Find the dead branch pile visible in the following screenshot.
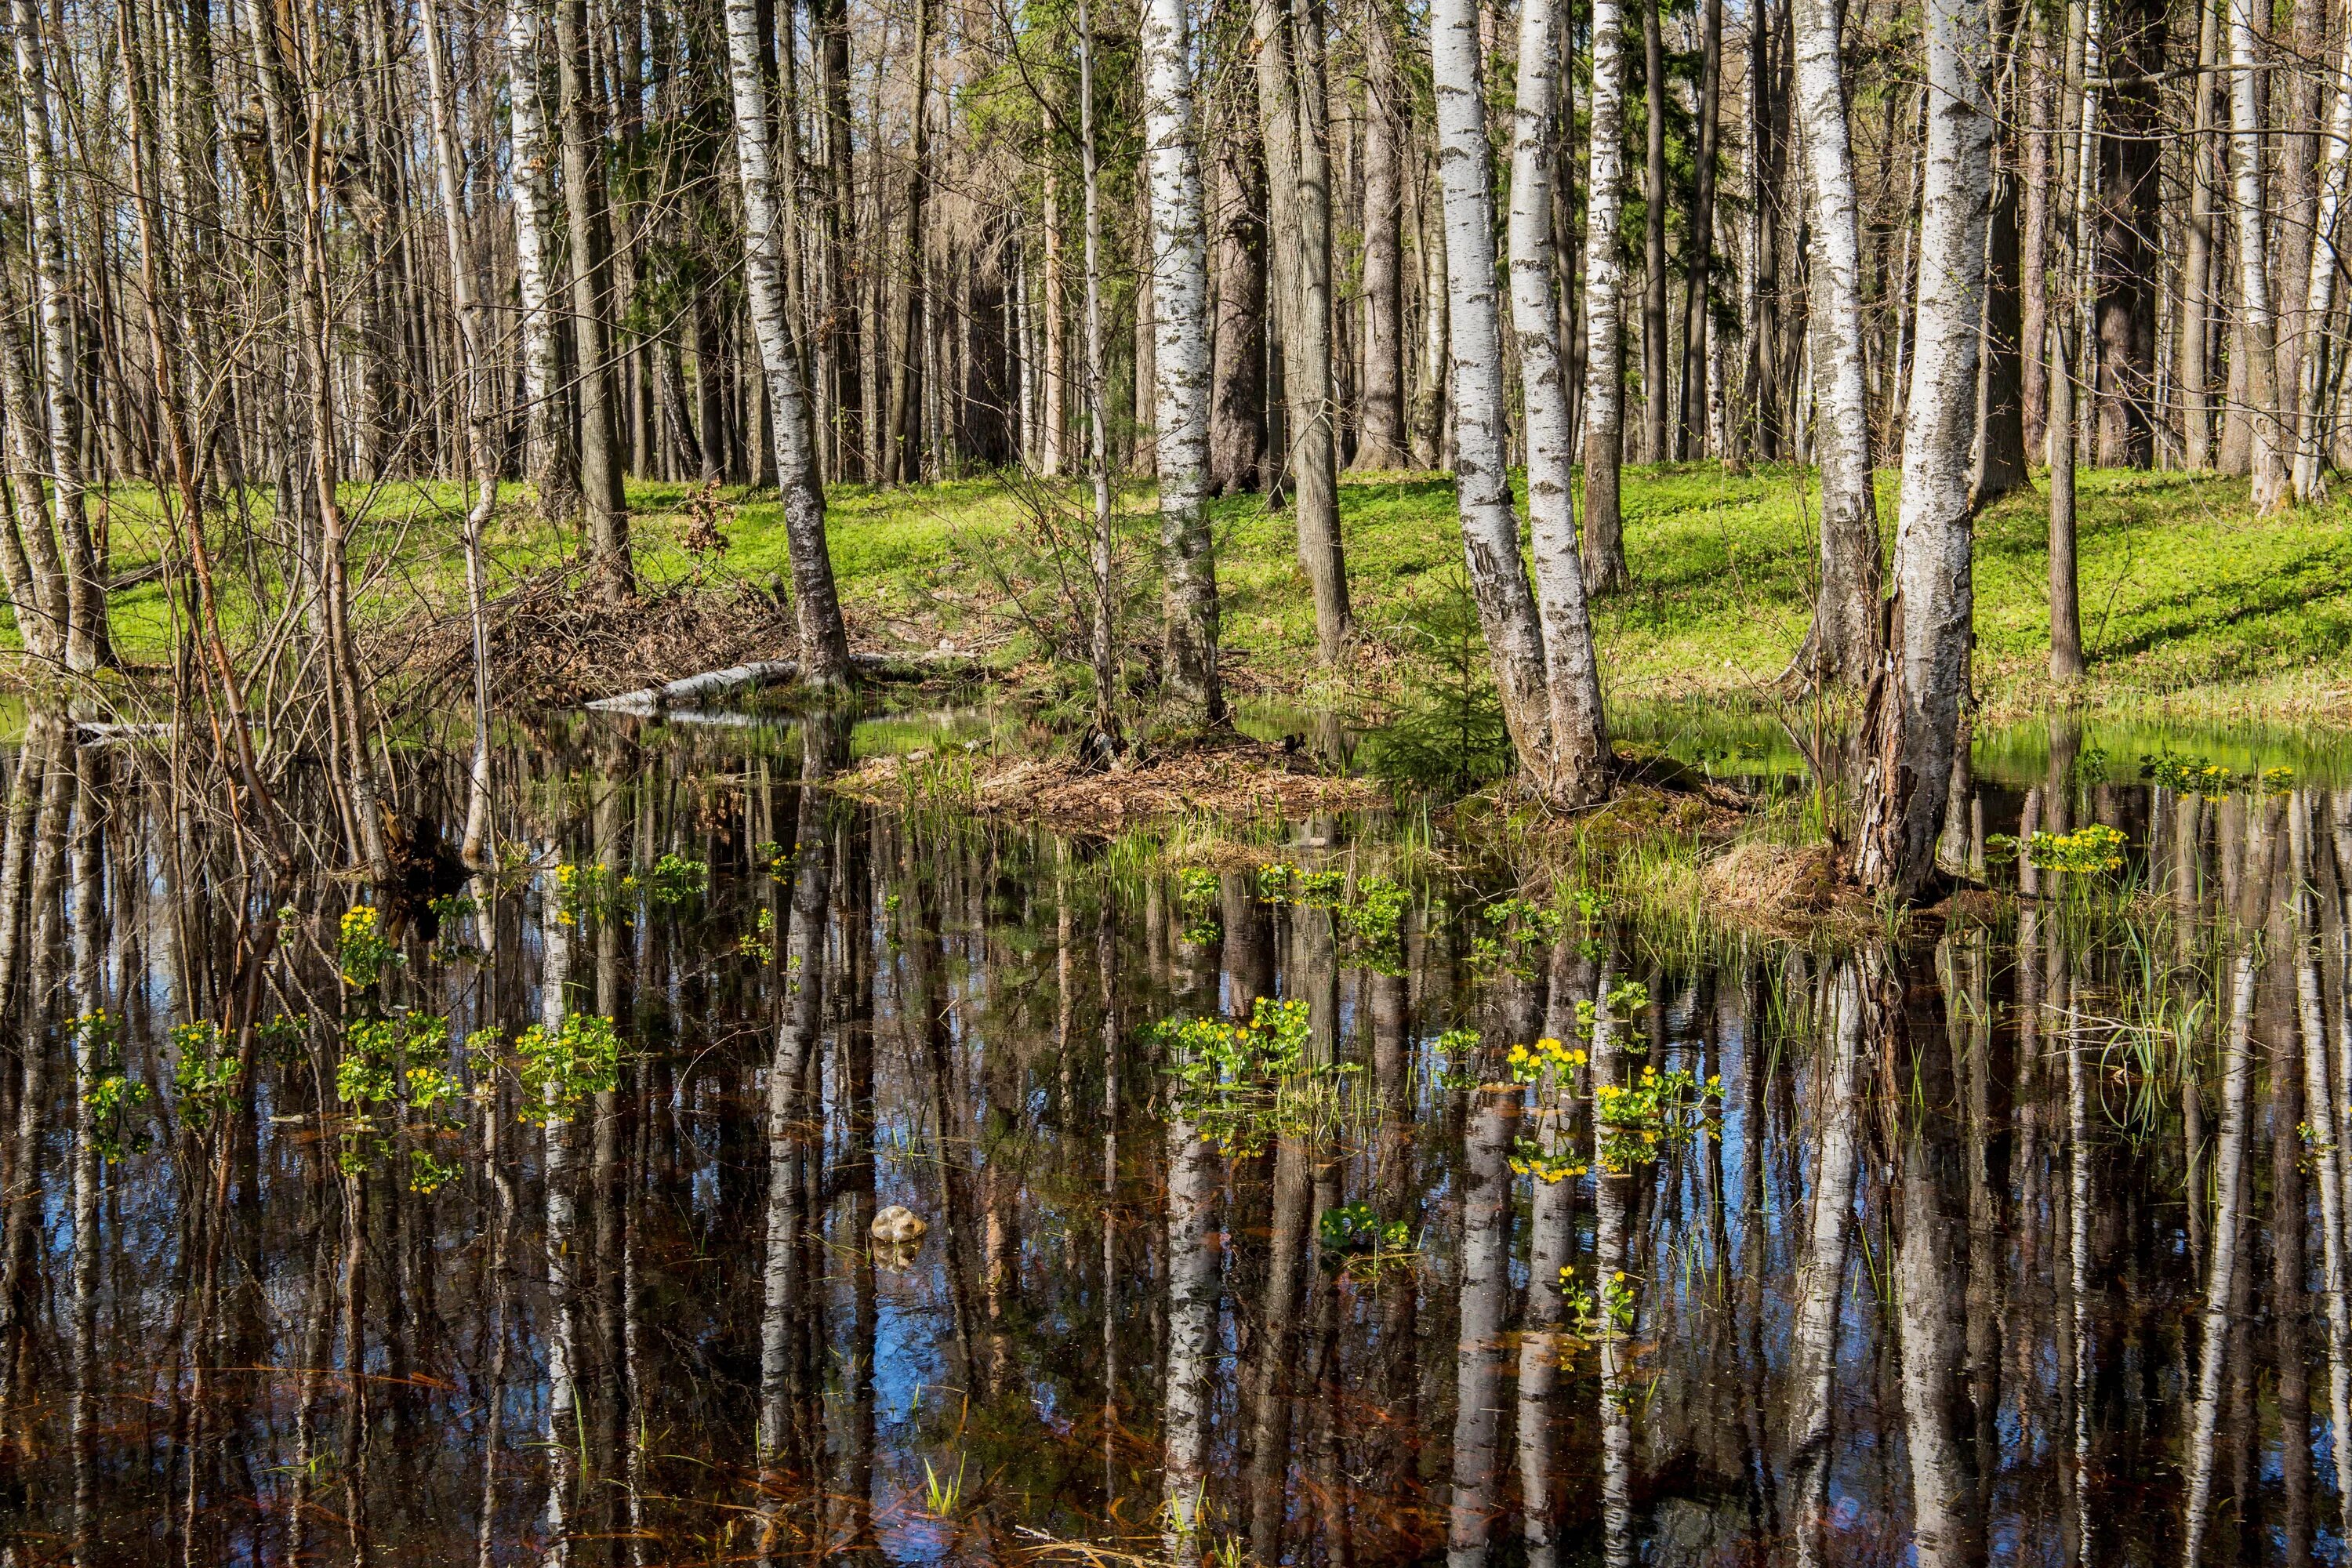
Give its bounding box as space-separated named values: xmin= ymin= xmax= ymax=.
xmin=381 ymin=569 xmax=804 ymax=712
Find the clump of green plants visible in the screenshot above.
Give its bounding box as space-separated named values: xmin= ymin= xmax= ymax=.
xmin=1317 ymin=1202 xmax=1417 ymax=1283
xmin=644 ymin=851 xmax=710 ymax=906
xmin=1341 ymin=875 xmax=1412 ymax=973
xmin=257 ymin=1012 xmax=310 ymax=1067
xmin=169 ymin=1022 xmax=242 ymax=1131
xmin=1470 ymin=897 xmax=1565 ymax=975
xmin=510 ymin=1013 xmax=624 ymax=1126
xmin=1177 ymin=866 xmax=1222 ymax=944
xmin=338 ymin=904 xmax=401 ymax=989
xmin=2027 ymin=823 xmax=2128 ymax=875
xmin=1563 ymin=1267 xmax=1639 ymax=1345
xmin=1593 ymin=1063 xmax=1722 ymax=1173
xmin=336 ymin=1012 xmax=465 ymax=1189
xmin=1430 ymin=1025 xmax=1486 ymax=1091
xmin=74 ymin=1011 xmax=151 ymax=1162
xmin=1157 ymin=998 xmax=1365 ymax=1153
xmin=1507 ymin=1035 xmax=1592 ymax=1183
xmin=2140 ymin=752 xmax=2293 ymax=798
xmin=737 ymin=907 xmax=776 ymax=963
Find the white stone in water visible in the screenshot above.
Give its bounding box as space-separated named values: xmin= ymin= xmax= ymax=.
xmin=870 ymin=1204 xmax=928 ymax=1245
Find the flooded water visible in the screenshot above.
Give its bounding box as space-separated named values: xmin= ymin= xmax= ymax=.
xmin=1 ymin=705 xmax=2349 ymax=1565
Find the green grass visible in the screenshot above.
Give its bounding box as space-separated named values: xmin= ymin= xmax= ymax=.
xmin=35 ymin=460 xmax=2352 ymax=728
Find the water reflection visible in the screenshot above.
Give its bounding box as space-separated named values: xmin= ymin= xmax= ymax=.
xmin=0 ymin=710 xmax=2349 ymax=1563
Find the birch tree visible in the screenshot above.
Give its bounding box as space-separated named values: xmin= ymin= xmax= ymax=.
xmin=1432 ymin=0 xmax=1610 ymax=805
xmin=1788 ymin=0 xmax=1882 ymax=685
xmin=1579 ymin=0 xmax=1632 ymax=594
xmin=2294 ymin=32 xmax=2352 ymax=501
xmin=2227 ymin=0 xmax=2289 ymax=510
xmin=505 ymin=0 xmax=579 ymax=525
xmin=1508 ymin=0 xmax=1610 ymax=795
xmin=722 ymin=0 xmax=852 ymax=682
xmin=1142 ymin=0 xmax=1222 ymax=723
xmin=1855 ymin=0 xmax=1992 ymax=899
xmin=11 ymin=0 xmax=107 ymax=672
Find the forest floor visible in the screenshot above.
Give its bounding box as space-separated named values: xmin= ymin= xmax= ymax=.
xmin=38 ymin=460 xmax=2352 ymax=728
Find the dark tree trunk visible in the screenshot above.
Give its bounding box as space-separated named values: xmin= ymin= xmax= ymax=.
xmin=1352 ymin=0 xmax=1407 ymax=469
xmin=1677 ymin=0 xmax=1722 ymax=459
xmin=554 ymin=0 xmax=633 ymax=595
xmin=1642 ymin=0 xmax=1670 ymax=463
xmin=817 ymin=0 xmax=862 ymax=480
xmin=1973 ymin=0 xmax=2029 ymax=503
xmin=2020 ymin=3 xmax=2051 ymax=456
xmin=2092 ymin=0 xmax=2164 ymax=467
xmin=1210 ymin=60 xmax=1268 ymax=494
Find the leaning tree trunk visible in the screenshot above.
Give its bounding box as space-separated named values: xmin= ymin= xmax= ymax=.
xmin=2228 ymin=0 xmax=2289 ymax=509
xmin=1788 ymin=0 xmax=1883 ymax=686
xmin=1256 ymin=0 xmax=1351 ymax=662
xmin=1508 ymin=0 xmax=1610 ymax=798
xmin=1854 ymin=0 xmax=1992 ymax=901
xmin=1431 ymin=0 xmax=1605 ymax=805
xmin=11 ymin=0 xmax=107 ymax=672
xmin=722 ymin=0 xmax=852 ymax=681
xmin=1142 ymin=0 xmax=1222 ymax=723
xmin=1579 ymin=0 xmax=1632 ymax=593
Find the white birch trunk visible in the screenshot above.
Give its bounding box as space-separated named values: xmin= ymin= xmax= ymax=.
xmin=1579 ymin=0 xmax=1630 ymax=591
xmin=1853 ymin=0 xmax=1992 ymax=897
xmin=2228 ymin=0 xmax=2290 ymax=508
xmin=1141 ymin=0 xmax=1221 ymax=722
xmin=1430 ymin=0 xmax=1595 ymax=804
xmin=10 ymin=0 xmax=103 ymax=672
xmin=720 ymin=0 xmax=852 ymax=678
xmin=1508 ymin=0 xmax=1610 ymax=796
xmin=1788 ymin=0 xmax=1882 ymax=682
xmin=503 ymin=0 xmax=575 ymax=521
xmin=2296 ymin=37 xmax=2352 ymax=499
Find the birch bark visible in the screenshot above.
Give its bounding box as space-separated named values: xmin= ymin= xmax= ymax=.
xmin=1854 ymin=0 xmax=1991 ymax=899
xmin=1142 ymin=0 xmax=1221 ymax=721
xmin=1508 ymin=0 xmax=1610 ymax=797
xmin=1788 ymin=0 xmax=1882 ymax=684
xmin=2294 ymin=31 xmax=2352 ymax=500
xmin=505 ymin=0 xmax=579 ymax=524
xmin=2227 ymin=0 xmax=2290 ymax=508
xmin=1432 ymin=0 xmax=1608 ymax=805
xmin=1579 ymin=0 xmax=1631 ymax=592
xmin=722 ymin=0 xmax=852 ymax=681
xmin=10 ymin=0 xmax=105 ymax=671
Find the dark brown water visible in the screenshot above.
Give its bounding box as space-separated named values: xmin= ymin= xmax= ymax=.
xmin=0 ymin=707 xmax=2345 ymax=1566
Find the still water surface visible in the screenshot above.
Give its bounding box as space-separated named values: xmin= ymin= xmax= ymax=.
xmin=0 ymin=707 xmax=2345 ymax=1565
